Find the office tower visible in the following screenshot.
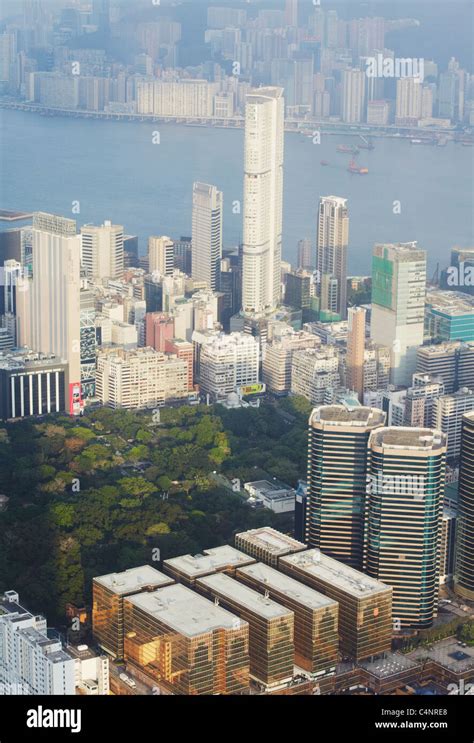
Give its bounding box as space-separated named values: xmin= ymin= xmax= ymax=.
xmin=416 ymin=342 xmax=460 ymax=394
xmin=454 ymin=412 xmax=474 ymax=600
xmin=80 ymin=221 xmax=124 ymax=281
xmin=219 ymin=255 xmax=242 ymax=331
xmin=395 ymin=77 xmax=422 ymax=124
xmin=365 ymin=428 xmax=447 ymax=629
xmin=236 ymin=562 xmax=338 ymax=675
xmin=92 ymin=566 xmax=173 ymax=659
xmin=347 ymin=307 xmax=366 ymax=401
xmin=234 ymin=527 xmax=306 ymax=568
xmin=316 ymin=196 xmax=349 ymax=320
xmin=0 ymin=590 xmax=75 ymax=695
xmin=191 ymin=183 xmax=223 ymax=291
xmin=263 ymin=329 xmax=319 ymax=395
xmin=297 ymin=238 xmax=313 ymax=270
xmin=432 ymin=389 xmax=474 ymax=459
xmin=341 ymin=69 xmax=366 ymax=123
xmin=145 ymin=312 xmax=174 ymax=351
xmin=199 ymin=332 xmax=259 ymax=402
xmin=362 ymin=342 xmax=391 ymax=394
xmin=163 ymin=546 xmax=255 ymax=588
xmin=0 ymin=352 xmax=67 ymax=419
xmin=19 ymin=213 xmax=82 ymax=415
xmin=440 ymin=507 xmax=457 ymax=586
xmin=196 ymin=572 xmax=294 ymax=689
xmin=173 ymin=236 xmax=192 ymax=275
xmin=290 ymin=347 xmax=340 ymax=404
xmin=148 ymin=236 xmax=174 ymax=276
xmin=123 ymin=583 xmax=249 ymax=695
xmin=80 ymin=284 xmax=97 ymax=399
xmin=404 ymin=374 xmax=445 ymax=428
xmin=92 ymin=0 xmax=110 ymax=33
xmin=2 ymin=259 xmax=21 ymax=316
xmin=425 ymin=290 xmax=474 ymax=343
xmin=95 ymin=347 xmax=189 ymax=409
xmin=306 ymin=405 xmax=386 ymax=569
xmin=242 ymin=87 xmax=284 ymax=318
xmin=371 ymin=242 xmax=426 ymax=386
xmin=285 ymin=269 xmax=312 ymax=313
xmin=279 ymin=550 xmax=392 ymax=662
xmin=438 ymin=72 xmax=456 ymax=120
xmin=285 ymin=0 xmax=298 ymax=27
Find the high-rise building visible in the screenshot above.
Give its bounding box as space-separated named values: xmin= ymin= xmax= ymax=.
xmin=236 ymin=561 xmax=339 ymax=676
xmin=316 ymin=196 xmax=349 ymax=320
xmin=454 ymin=412 xmax=474 ymax=600
xmin=290 ymin=347 xmax=340 ymax=404
xmin=285 ymin=0 xmax=298 ymax=27
xmin=0 ymin=590 xmax=75 ymax=695
xmin=297 ymin=238 xmax=313 ymax=270
xmin=17 ymin=213 xmax=82 ymax=415
xmin=123 ymin=583 xmax=249 ymax=695
xmin=196 ymin=572 xmax=294 ymax=689
xmin=371 ymin=242 xmax=426 ymax=386
xmin=80 ymin=221 xmax=124 ymax=281
xmin=425 ymin=290 xmax=474 ymax=343
xmin=235 ymin=527 xmax=306 ymax=568
xmin=279 ymin=550 xmax=392 ymax=662
xmin=92 ymin=0 xmax=110 ymax=33
xmin=432 ymin=388 xmax=474 ymax=459
xmin=148 ymin=236 xmax=174 ymax=276
xmin=365 ymin=427 xmax=447 ymax=629
xmin=263 ymin=328 xmax=319 ymax=394
xmin=191 ymin=183 xmax=223 ymax=291
xmin=395 ymin=77 xmax=422 ymax=125
xmin=145 ymin=312 xmax=174 ymax=352
xmin=242 ymin=87 xmax=284 ymax=318
xmin=199 ymin=332 xmax=260 ymax=401
xmin=347 ymin=307 xmax=366 ymax=400
xmin=306 ymin=405 xmax=386 ymax=569
xmin=438 ymin=72 xmax=456 ymax=120
xmin=92 ymin=566 xmax=173 ymax=659
xmin=341 ymin=68 xmax=366 ymax=123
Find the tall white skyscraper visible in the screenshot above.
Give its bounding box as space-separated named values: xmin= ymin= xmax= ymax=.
xmin=371 ymin=242 xmax=426 ymax=386
xmin=316 ymin=196 xmax=349 ymax=320
xmin=342 ymin=68 xmax=366 ymax=123
xmin=80 ymin=221 xmax=124 ymax=280
xmin=395 ymin=77 xmax=422 ymax=124
xmin=18 ymin=212 xmax=82 ymax=415
xmin=242 ymin=87 xmax=284 ymax=318
xmin=192 ymin=182 xmax=223 ymax=291
xmin=148 ymin=235 xmax=174 ymax=276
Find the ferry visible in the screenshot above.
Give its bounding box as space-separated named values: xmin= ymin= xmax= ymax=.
xmin=348 ymin=158 xmax=369 ymax=175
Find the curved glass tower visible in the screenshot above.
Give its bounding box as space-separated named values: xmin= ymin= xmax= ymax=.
xmin=454 ymin=411 xmax=474 ymax=600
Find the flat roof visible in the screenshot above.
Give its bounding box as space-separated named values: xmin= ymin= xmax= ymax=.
xmin=427 ymin=290 xmax=474 ymax=317
xmin=280 ymin=549 xmax=391 ymax=599
xmin=310 ymin=405 xmax=386 ymax=428
xmin=125 ymin=583 xmax=247 ymax=637
xmin=94 ymin=565 xmax=172 ymax=595
xmin=0 ymin=210 xmax=33 ymax=221
xmin=235 ymin=527 xmax=306 ymax=556
xmin=196 ymin=572 xmax=292 ymax=620
xmin=237 ymin=562 xmax=337 ymax=611
xmin=163 ymin=546 xmax=255 ymax=579
xmin=369 ymin=426 xmax=447 ymax=452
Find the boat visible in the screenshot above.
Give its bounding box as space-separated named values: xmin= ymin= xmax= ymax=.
xmin=348 ymin=158 xmax=368 ymax=175
xmin=320 ymin=160 xmax=330 ymax=166
xmin=337 ymin=144 xmax=359 ymax=154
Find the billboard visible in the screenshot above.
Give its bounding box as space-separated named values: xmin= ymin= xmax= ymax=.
xmin=69 ymin=382 xmax=83 ymax=416
xmin=238 ymin=383 xmax=266 ymax=396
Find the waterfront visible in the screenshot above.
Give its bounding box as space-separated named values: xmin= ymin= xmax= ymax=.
xmin=1 ymin=108 xmax=473 ymax=273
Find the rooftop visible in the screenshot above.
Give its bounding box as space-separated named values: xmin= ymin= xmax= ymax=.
xmin=196 ymin=572 xmax=293 ymax=620
xmin=163 ymin=546 xmax=255 ymax=579
xmin=280 ymin=549 xmax=391 ymax=599
xmin=369 ymin=426 xmax=447 ymax=452
xmin=125 ymin=583 xmax=247 ymax=637
xmin=310 ymin=405 xmax=386 ymax=428
xmin=236 ymin=562 xmax=337 ymax=611
xmin=427 ymin=290 xmax=474 ymax=317
xmin=94 ymin=565 xmax=172 ymax=595
xmin=235 ymin=527 xmax=306 ymax=556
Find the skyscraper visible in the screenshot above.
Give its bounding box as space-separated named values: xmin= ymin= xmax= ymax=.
xmin=347 ymin=306 xmax=366 ymax=400
xmin=92 ymin=0 xmax=110 ymax=33
xmin=18 ymin=213 xmax=82 ymax=415
xmin=454 ymin=412 xmax=474 ymax=600
xmin=365 ymin=427 xmax=447 ymax=629
xmin=395 ymin=77 xmax=422 ymax=125
xmin=242 ymin=87 xmax=284 ymax=318
xmin=191 ymin=182 xmax=223 ymax=292
xmin=342 ymin=68 xmax=366 ymax=123
xmin=371 ymin=242 xmax=426 ymax=386
xmin=316 ymin=196 xmax=349 ymax=320
xmin=81 ymin=221 xmax=124 ymax=280
xmin=148 ymin=235 xmax=174 ymax=276
xmin=297 ymin=237 xmax=313 ymax=270
xmin=285 ymin=0 xmax=298 ymax=27
xmin=306 ymin=405 xmax=386 ymax=569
